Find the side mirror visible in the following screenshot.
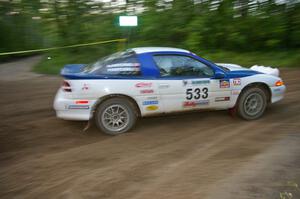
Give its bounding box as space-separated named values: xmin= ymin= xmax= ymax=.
xmin=214 ymin=70 xmax=226 ymax=79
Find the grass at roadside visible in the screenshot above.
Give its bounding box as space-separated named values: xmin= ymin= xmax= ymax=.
xmin=33 ymin=49 xmax=300 ymax=75
xmin=33 ymin=45 xmax=118 ymax=75
xmin=201 ymin=50 xmax=300 ymax=68
xmin=33 ymin=51 xmax=96 ymax=75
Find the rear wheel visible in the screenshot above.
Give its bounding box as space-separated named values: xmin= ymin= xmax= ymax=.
xmin=95 ymin=98 xmax=137 ymax=135
xmin=237 ymin=87 xmax=267 ymax=120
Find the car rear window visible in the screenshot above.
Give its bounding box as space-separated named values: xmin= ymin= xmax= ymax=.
xmin=84 ymin=51 xmax=141 ymax=76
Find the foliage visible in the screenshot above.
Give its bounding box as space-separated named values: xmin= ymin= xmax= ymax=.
xmin=0 ymin=0 xmax=300 ymax=73
xmin=279 ymin=181 xmax=300 ymax=199
xmin=33 ymin=45 xmax=120 ymax=74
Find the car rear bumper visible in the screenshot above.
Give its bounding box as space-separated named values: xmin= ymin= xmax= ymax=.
xmin=270 ymin=85 xmax=286 ymax=103
xmin=53 ymin=89 xmax=96 ymax=121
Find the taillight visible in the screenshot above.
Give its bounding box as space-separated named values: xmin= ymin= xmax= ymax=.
xmin=62 ymin=80 xmax=72 ymax=92
xmin=75 ymin=100 xmax=88 ymax=104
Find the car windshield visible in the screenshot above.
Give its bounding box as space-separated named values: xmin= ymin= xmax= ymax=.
xmin=217 ymin=65 xmax=230 ymax=72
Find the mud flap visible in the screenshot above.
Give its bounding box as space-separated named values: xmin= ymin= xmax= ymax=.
xmin=228 ymin=107 xmax=237 ymax=117
xmin=83 ymin=120 xmax=91 ymax=132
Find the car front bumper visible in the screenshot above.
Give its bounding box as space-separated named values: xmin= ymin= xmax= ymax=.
xmin=270 ymin=85 xmax=286 ymax=103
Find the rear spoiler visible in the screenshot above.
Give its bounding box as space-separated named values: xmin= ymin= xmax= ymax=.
xmin=61 ymin=64 xmax=86 ymax=75
xmin=60 ymin=64 xmax=86 ymax=79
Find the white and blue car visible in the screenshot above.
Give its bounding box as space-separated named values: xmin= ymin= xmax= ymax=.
xmin=54 ymin=47 xmax=286 ymax=135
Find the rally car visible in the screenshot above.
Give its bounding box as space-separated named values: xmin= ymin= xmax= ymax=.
xmin=54 ymin=47 xmax=286 ymax=135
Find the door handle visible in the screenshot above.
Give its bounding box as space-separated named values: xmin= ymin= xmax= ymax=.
xmin=159 ymin=83 xmax=170 ymax=89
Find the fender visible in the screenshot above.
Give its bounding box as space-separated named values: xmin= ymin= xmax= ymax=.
xmin=229 ymin=74 xmax=280 ymax=108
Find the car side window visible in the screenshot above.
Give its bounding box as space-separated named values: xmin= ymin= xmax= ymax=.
xmin=92 ymin=53 xmax=141 ymax=76
xmin=153 ymin=55 xmax=214 ymax=77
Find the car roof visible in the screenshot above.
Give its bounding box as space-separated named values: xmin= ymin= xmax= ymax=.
xmin=131 ymin=47 xmax=190 ymax=54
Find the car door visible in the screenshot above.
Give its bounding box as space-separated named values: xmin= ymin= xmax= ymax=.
xmin=153 ymin=54 xmax=218 ymax=113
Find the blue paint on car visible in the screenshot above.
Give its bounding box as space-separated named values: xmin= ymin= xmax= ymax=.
xmin=136 ymin=53 xmax=160 ymax=77
xmin=225 ymin=70 xmax=262 ymax=78
xmin=60 ymin=50 xmax=260 ymax=80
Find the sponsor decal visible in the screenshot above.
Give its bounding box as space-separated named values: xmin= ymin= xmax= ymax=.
xmin=146 ymin=105 xmax=159 ymax=111
xmin=273 ymin=88 xmax=281 ymax=92
xmin=192 ymin=80 xmax=210 ymax=85
xmin=159 ymin=84 xmax=169 ymax=89
xmin=135 ymin=82 xmax=152 ymax=88
xmin=183 ymin=80 xmax=210 ymax=86
xmin=146 ymin=96 xmax=158 ymax=100
xmin=68 ymin=105 xmax=90 ymax=109
xmin=107 ymin=67 xmax=140 ymax=72
xmin=106 ymin=63 xmax=140 ymax=68
xmin=142 ymin=100 xmax=159 ymax=105
xmin=220 ymin=79 xmax=230 ymax=88
xmin=140 ymin=89 xmax=154 ymax=94
xmin=183 ymin=100 xmax=209 ymax=108
xmin=231 ymin=90 xmax=240 ymax=95
xmin=215 ymin=97 xmax=230 ymax=102
xmin=82 ymin=83 xmax=89 ymax=90
xmin=233 ymin=78 xmax=241 ymax=86
xmin=183 ymin=80 xmax=188 ymax=86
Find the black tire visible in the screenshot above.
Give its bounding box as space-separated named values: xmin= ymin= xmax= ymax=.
xmin=95 ymin=97 xmax=137 ymax=135
xmin=237 ymin=87 xmax=267 ymax=120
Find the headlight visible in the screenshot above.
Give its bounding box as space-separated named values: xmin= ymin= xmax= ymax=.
xmin=275 ymin=80 xmax=284 ymax=87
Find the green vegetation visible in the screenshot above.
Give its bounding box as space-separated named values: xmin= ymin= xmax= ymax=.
xmin=1 ymin=0 xmax=300 ymax=74
xmin=279 ymin=181 xmax=300 ymax=199
xmin=199 ymin=50 xmax=300 ymax=68
xmin=33 ymin=45 xmax=121 ymax=75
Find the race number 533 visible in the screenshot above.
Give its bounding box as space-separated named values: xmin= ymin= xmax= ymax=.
xmin=186 ymin=87 xmax=208 ymax=100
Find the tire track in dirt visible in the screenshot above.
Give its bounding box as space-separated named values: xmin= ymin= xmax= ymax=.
xmin=205 ymin=133 xmax=300 ymax=199
xmin=0 ymin=119 xmax=290 ymax=198
xmin=0 ymin=121 xmax=262 ymax=197
xmin=0 ymin=58 xmax=299 ymax=198
xmin=129 ymin=118 xmax=298 ymax=199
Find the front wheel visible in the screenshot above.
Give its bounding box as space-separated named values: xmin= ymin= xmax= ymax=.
xmin=237 ymin=87 xmax=268 ymax=120
xmin=95 ymin=98 xmax=137 ymax=135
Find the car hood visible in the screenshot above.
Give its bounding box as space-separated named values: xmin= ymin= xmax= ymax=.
xmin=217 ymin=63 xmax=279 ymax=77
xmin=216 ymin=63 xmax=249 ymax=71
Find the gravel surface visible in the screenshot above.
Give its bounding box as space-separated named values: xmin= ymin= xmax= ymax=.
xmin=0 ymin=57 xmax=299 ymax=199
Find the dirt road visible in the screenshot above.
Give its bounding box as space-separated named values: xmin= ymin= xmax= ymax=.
xmin=0 ymin=57 xmax=299 ymax=199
